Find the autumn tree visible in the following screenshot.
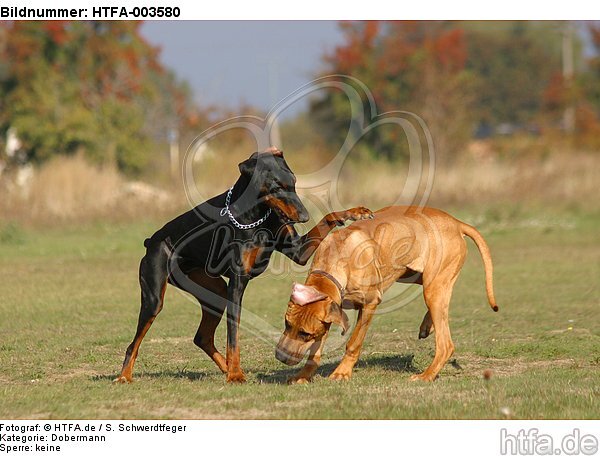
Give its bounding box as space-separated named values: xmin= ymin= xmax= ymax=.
xmin=0 ymin=21 xmax=203 ymax=174
xmin=568 ymin=22 xmax=600 ymax=146
xmin=311 ymin=21 xmax=476 ymax=162
xmin=311 ymin=21 xmax=578 ymax=160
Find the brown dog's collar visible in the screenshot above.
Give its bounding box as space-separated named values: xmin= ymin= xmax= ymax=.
xmin=309 ymin=269 xmax=345 ymax=304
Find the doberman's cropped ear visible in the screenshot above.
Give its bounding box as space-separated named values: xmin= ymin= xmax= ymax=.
xmin=238 ymin=155 xmax=258 ymax=177
xmin=324 ymin=302 xmax=350 ymax=335
xmin=264 ymin=146 xmax=284 ymax=157
xmin=291 ymin=282 xmax=327 ymax=306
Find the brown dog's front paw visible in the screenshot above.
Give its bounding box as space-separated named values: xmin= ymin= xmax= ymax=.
xmin=409 ymin=373 xmax=436 ymax=382
xmin=226 ymin=370 xmax=247 ymax=384
xmin=113 ymin=375 xmax=132 ymax=384
xmin=288 ymin=376 xmax=311 ymax=385
xmin=329 ymin=371 xmax=352 ymax=381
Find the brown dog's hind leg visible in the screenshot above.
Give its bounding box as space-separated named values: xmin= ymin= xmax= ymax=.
xmin=418 ymin=310 xmax=434 ymax=339
xmin=115 ymin=242 xmax=169 ymax=383
xmin=410 ymin=271 xmax=460 ymax=382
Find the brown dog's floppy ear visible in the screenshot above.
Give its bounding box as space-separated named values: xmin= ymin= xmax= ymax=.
xmin=291 ymin=282 xmax=327 ymax=306
xmin=324 ymin=302 xmax=350 ymax=336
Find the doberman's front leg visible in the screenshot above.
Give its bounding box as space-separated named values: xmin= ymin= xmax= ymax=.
xmin=225 ymin=275 xmax=249 ymax=383
xmin=279 ymin=207 xmax=373 ymax=265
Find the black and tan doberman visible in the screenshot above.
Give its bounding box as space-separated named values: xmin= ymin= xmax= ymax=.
xmin=115 ymin=147 xmax=373 ymax=383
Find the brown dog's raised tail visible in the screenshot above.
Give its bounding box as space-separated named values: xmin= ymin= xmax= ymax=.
xmin=460 ymin=223 xmax=498 ymax=312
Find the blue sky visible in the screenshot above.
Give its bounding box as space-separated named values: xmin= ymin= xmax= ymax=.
xmin=141 ymin=21 xmax=344 ymax=117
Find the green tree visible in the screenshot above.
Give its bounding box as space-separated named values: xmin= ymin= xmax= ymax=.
xmin=464 ymin=21 xmax=563 ymax=127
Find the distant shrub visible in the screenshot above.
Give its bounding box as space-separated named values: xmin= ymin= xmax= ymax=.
xmin=0 ymin=222 xmax=25 ymax=245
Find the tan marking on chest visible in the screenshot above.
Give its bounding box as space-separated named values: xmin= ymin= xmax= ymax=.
xmin=242 ymin=247 xmax=263 ymax=274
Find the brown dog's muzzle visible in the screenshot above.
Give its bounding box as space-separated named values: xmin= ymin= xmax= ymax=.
xmin=275 ymin=348 xmax=303 ymax=366
xmin=275 ymin=335 xmax=309 ymax=366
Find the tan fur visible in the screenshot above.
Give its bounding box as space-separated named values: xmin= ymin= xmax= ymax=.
xmin=275 ymin=206 xmax=497 ymax=383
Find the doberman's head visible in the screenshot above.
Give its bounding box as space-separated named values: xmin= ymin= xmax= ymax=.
xmin=238 ymin=147 xmax=309 ymax=223
xmin=275 ymin=282 xmax=349 ymax=365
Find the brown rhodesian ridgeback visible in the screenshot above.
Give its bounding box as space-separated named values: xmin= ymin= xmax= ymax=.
xmin=275 ymin=206 xmax=498 ymax=383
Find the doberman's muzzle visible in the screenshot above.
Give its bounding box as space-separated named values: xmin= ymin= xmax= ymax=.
xmin=266 ymin=192 xmax=309 ymax=223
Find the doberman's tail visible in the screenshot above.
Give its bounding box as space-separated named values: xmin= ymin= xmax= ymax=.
xmin=460 ymin=223 xmax=498 ymax=312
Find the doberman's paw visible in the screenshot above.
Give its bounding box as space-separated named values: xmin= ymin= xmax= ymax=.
xmin=331 ymin=207 xmax=374 ymax=226
xmin=329 ymin=371 xmax=352 ymax=381
xmin=113 ymin=375 xmax=132 ymax=384
xmin=409 ymin=373 xmax=436 ymax=382
xmin=287 ymin=376 xmax=311 ymax=385
xmin=347 ymin=206 xmax=374 ymax=221
xmin=226 ymin=370 xmax=247 ymax=384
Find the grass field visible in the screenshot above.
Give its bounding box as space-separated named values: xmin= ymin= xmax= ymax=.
xmin=0 ymin=206 xmax=598 ymax=419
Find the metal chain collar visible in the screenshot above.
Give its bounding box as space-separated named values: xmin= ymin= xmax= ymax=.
xmin=219 ymin=186 xmax=272 ymax=230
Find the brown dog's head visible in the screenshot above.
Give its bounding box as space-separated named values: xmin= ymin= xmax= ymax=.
xmin=238 ymin=147 xmax=309 ymax=223
xmin=275 ymin=282 xmax=349 ymax=365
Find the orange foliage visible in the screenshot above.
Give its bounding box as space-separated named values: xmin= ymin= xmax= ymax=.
xmin=543 ymin=72 xmax=566 ymax=111
xmin=330 ymin=21 xmax=379 ymax=73
xmin=432 ymin=29 xmax=467 ymax=71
